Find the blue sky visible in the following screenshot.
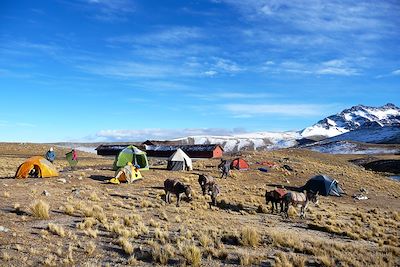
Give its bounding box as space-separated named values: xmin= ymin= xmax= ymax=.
xmin=0 ymin=0 xmax=399 ymax=142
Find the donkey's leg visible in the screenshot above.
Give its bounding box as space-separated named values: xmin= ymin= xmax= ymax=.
xmin=165 ymin=192 xmax=169 ymax=204
xmin=176 ymin=193 xmax=181 ymax=207
xmin=300 ymin=205 xmax=304 ymax=219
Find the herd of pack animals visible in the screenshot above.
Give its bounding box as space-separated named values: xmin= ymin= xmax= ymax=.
xmin=163 ymin=159 xmax=319 ymax=219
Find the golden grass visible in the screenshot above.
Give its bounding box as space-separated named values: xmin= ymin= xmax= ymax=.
xmin=240 ymin=227 xmax=260 ymax=247
xmin=151 ymin=242 xmax=175 ymax=265
xmin=84 ymin=228 xmax=98 ymax=238
xmin=1 ymin=251 xmax=11 ymax=261
xmin=154 ymin=227 xmax=169 ymax=244
xmin=198 ymin=233 xmax=212 ymax=247
xmin=77 ymin=217 xmax=97 ymax=229
xmin=31 ymin=200 xmax=50 ymax=219
xmin=64 ymin=204 xmax=75 ymax=215
xmin=149 ymin=218 xmax=160 ymax=228
xmin=85 ymin=241 xmax=96 ymax=255
xmin=181 ymin=242 xmax=202 ymax=267
xmin=89 ymin=192 xmax=101 ymax=201
xmin=118 ymin=237 xmax=134 ymax=255
xmin=48 ymin=223 xmax=66 ymax=237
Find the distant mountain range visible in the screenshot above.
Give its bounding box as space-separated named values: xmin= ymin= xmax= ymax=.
xmin=301 ymin=103 xmax=400 ymax=138
xmin=174 ymin=103 xmax=400 ymax=154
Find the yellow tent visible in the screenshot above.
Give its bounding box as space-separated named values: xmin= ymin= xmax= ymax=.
xmin=110 ymin=162 xmax=142 ymax=184
xmin=15 ymin=156 xmax=59 ymax=179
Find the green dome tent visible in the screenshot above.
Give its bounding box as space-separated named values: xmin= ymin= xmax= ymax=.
xmin=113 ymin=145 xmax=149 ymax=171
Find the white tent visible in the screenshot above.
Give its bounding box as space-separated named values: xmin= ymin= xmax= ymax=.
xmin=167 ymin=149 xmax=193 ymax=171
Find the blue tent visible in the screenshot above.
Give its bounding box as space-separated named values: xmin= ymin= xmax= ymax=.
xmin=303 ymin=175 xmax=345 ymax=196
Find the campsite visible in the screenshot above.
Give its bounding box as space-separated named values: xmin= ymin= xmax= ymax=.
xmin=0 ymin=142 xmax=399 ymax=266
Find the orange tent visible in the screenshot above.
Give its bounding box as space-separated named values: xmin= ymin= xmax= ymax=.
xmin=15 ymin=156 xmax=59 ymax=179
xmin=230 ymin=158 xmax=249 ymax=170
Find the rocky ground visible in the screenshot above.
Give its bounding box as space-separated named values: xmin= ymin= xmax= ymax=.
xmin=0 ymin=143 xmax=399 ymax=266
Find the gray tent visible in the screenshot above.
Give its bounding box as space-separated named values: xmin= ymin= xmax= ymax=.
xmin=167 ymin=149 xmax=193 ymax=171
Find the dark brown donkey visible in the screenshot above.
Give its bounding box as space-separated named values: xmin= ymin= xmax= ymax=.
xmin=265 ymin=188 xmax=287 ymax=213
xmin=164 ymin=179 xmax=193 ymax=207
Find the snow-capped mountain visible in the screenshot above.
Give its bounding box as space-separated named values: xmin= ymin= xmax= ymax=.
xmin=301 ymin=103 xmax=400 ymax=138
xmin=171 ymin=103 xmax=400 ymax=153
xmin=173 ymin=132 xmax=301 ymax=153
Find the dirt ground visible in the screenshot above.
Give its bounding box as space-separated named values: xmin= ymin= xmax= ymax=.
xmin=0 ymin=143 xmax=399 ymax=266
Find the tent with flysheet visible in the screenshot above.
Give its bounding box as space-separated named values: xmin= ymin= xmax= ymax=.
xmin=167 ymin=148 xmax=193 ymax=171
xmin=113 ymin=145 xmax=149 ymax=171
xmin=15 ymin=156 xmax=58 ymax=179
xmin=302 ymin=174 xmax=345 ymax=196
xmin=230 ymin=158 xmax=249 ymax=170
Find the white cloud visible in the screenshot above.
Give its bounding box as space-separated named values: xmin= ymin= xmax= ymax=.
xmin=214 ymin=58 xmax=243 ymax=73
xmin=391 ymin=69 xmax=400 ymax=76
xmin=204 ymin=70 xmax=218 ymax=76
xmin=108 ymin=27 xmax=203 ymax=45
xmin=224 ymin=103 xmax=334 ymax=117
xmin=263 ymin=58 xmax=360 ymax=76
xmin=85 ymin=0 xmax=135 ymax=21
xmin=96 ymin=128 xmax=247 ymax=141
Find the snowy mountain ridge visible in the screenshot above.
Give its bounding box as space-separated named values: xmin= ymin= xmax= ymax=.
xmin=173 ymin=131 xmax=301 ymax=153
xmin=301 ymin=103 xmax=400 ymax=138
xmin=173 ymin=103 xmax=400 ymax=153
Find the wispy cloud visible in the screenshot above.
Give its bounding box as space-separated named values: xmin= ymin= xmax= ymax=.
xmin=262 ymin=58 xmax=360 ymax=76
xmin=77 ymin=60 xmax=200 ymax=78
xmin=85 ymin=0 xmax=135 ymax=21
xmin=0 ymin=121 xmax=36 ymax=128
xmin=190 ymin=92 xmax=279 ymax=101
xmin=391 ymin=69 xmax=400 ymax=76
xmin=223 ymin=103 xmax=335 ymax=117
xmin=108 ymin=26 xmax=203 ymax=45
xmin=219 ymin=0 xmax=398 ymax=33
xmin=96 ymin=127 xmax=247 ymax=141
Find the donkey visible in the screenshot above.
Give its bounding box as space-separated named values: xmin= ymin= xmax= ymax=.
xmin=265 ymin=188 xmax=287 ymax=213
xmin=283 ymin=191 xmax=318 ymax=219
xmin=198 ymin=174 xmax=215 ymax=195
xmin=205 ymin=182 xmax=220 ymax=207
xmin=164 ymin=179 xmax=193 ymax=207
xmin=218 ymin=159 xmax=231 ymax=179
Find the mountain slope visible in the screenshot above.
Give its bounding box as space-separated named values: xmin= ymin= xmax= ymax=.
xmin=173 ymin=132 xmax=301 ymax=153
xmin=171 ymin=103 xmax=400 ymax=153
xmin=301 ymin=103 xmax=400 ymax=138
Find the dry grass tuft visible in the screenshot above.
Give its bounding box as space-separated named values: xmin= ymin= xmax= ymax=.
xmin=89 ymin=192 xmax=100 ymax=201
xmin=149 ymin=218 xmax=160 ymax=228
xmin=77 ymin=217 xmax=97 ymax=229
xmin=127 ymin=255 xmax=138 ymax=265
xmin=151 ymin=242 xmax=175 ymax=265
xmin=181 ymin=242 xmax=202 ymax=267
xmin=48 ymin=223 xmax=66 ymax=237
xmin=274 ymin=252 xmax=291 ymax=267
xmin=118 ymin=237 xmax=134 ymax=255
xmin=140 ymin=199 xmax=152 ymax=208
xmin=85 ymin=241 xmax=96 ymax=255
xmin=31 ymin=200 xmax=50 ymax=219
xmin=1 ymin=251 xmax=11 ymax=261
xmin=3 ymin=191 xmax=10 ymax=198
xmin=240 ymin=227 xmax=260 ymax=247
xmin=198 ymin=233 xmax=212 ymax=247
xmin=64 ymin=204 xmax=75 ymax=215
xmin=160 ymin=211 xmax=169 ymax=221
xmin=84 ymin=228 xmax=98 ymax=238
xmin=138 ymin=222 xmax=149 ymax=235
xmin=239 ymin=251 xmax=260 ymax=266
xmin=154 ymin=228 xmax=169 ymax=244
